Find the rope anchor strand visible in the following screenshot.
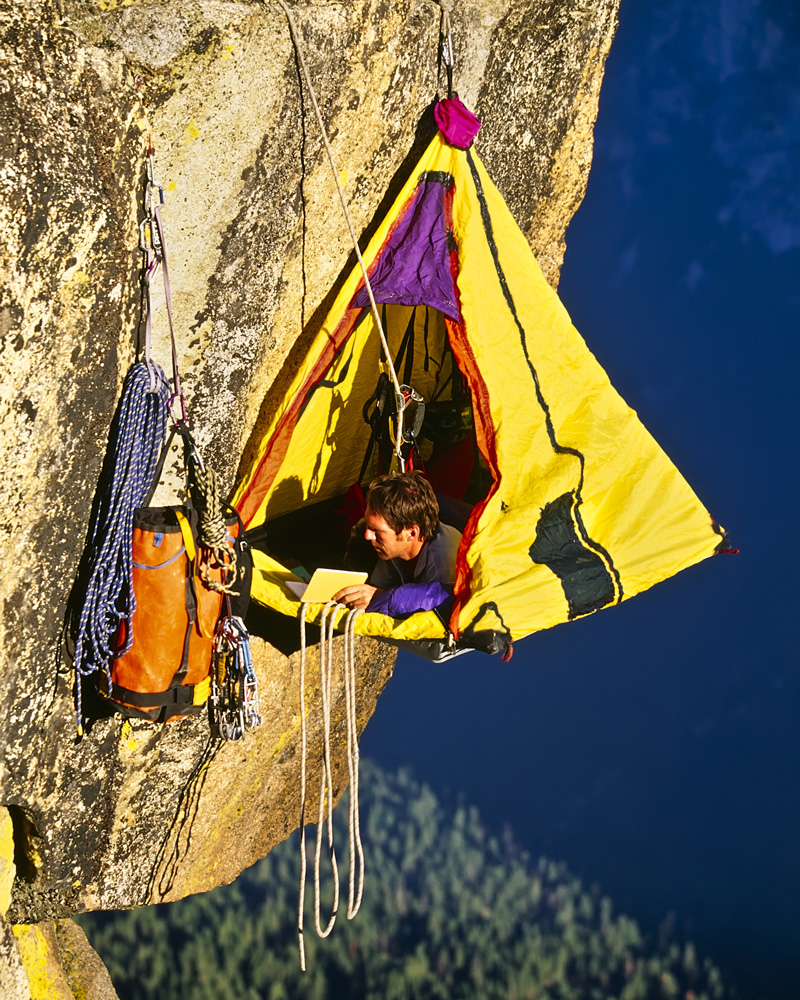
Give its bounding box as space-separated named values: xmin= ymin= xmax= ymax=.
xmin=269 ymin=0 xmax=409 ymax=469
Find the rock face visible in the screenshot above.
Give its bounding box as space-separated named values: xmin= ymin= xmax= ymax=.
xmin=0 ymin=0 xmax=619 ymax=957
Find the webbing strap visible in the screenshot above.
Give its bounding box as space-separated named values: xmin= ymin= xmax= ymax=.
xmin=105 ymin=681 xmax=197 ymax=709
xmin=142 ymin=425 xmax=177 ymax=508
xmin=142 ymin=148 xmax=185 ymax=417
xmin=152 ymin=201 xmax=184 ymax=410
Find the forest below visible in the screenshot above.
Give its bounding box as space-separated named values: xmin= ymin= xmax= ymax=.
xmin=78 ymin=764 xmax=733 ymax=1000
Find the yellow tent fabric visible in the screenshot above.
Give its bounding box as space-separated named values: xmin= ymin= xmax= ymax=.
xmin=232 ymin=126 xmax=726 ymax=652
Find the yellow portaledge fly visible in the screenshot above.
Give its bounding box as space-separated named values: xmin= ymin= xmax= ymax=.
xmin=233 ymin=99 xmax=730 ymax=658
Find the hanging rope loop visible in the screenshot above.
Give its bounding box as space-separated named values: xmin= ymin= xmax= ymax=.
xmin=139 ymin=142 xmax=186 ymax=412
xmin=296 ymin=602 xmax=366 ymax=965
xmin=268 ymin=0 xmax=409 ymax=469
xmin=314 ymin=602 xmax=341 ymax=939
xmin=297 ymin=602 xmax=309 ymax=972
xmin=343 ymin=608 xmax=365 ymax=918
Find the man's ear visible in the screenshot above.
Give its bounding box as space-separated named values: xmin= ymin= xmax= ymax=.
xmin=407 ymin=524 xmax=421 ymax=541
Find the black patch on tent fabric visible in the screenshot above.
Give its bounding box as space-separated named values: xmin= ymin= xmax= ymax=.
xmin=465 ymin=148 xmax=623 ymax=605
xmin=529 ymin=492 xmax=616 ymax=619
xmin=420 ymin=170 xmax=455 ymax=189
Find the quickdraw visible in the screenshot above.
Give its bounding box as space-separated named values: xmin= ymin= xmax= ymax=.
xmin=210 ymin=615 xmax=262 ymax=740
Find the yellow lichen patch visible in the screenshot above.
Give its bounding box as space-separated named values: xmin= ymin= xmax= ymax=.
xmin=26 ymin=834 xmax=44 ymax=872
xmin=0 ymin=807 xmax=15 ymax=918
xmin=120 ymin=719 xmax=139 ymax=753
xmin=221 ymin=44 xmax=235 ymax=60
xmin=338 ymin=168 xmax=349 ymax=187
xmin=58 ymin=269 xmax=93 ymax=304
xmin=184 ymin=121 xmax=200 ymax=143
xmin=269 ymin=716 xmax=301 ymax=762
xmin=12 ymin=923 xmax=73 ymax=1000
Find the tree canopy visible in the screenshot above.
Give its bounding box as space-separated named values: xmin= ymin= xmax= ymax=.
xmin=78 ymin=763 xmax=729 ymax=1000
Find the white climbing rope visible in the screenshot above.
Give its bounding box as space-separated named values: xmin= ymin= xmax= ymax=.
xmin=268 ymin=0 xmax=408 ymax=467
xmin=343 ymin=607 xmax=365 ymax=918
xmin=314 ymin=601 xmax=341 ymax=939
xmin=296 ymin=602 xmax=366 ymax=964
xmin=297 ymin=601 xmax=309 ymax=971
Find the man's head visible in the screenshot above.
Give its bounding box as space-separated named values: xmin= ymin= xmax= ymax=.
xmin=364 ymin=472 xmax=440 ymax=562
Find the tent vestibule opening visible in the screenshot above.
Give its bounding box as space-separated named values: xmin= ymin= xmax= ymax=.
xmin=244 ymin=297 xmax=493 ymax=609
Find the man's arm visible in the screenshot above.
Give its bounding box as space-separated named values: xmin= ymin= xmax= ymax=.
xmin=365 ymin=581 xmax=450 ymax=616
xmin=333 ymin=580 xmax=450 ymax=615
xmin=333 ymin=583 xmax=384 ymax=611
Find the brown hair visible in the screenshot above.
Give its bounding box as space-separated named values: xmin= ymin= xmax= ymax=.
xmin=366 ymin=472 xmax=440 ymax=542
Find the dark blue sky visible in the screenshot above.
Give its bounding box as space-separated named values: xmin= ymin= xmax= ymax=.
xmin=362 ymin=2 xmax=800 ymax=996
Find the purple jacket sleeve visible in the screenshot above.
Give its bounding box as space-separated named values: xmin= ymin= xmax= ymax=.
xmin=366 ymin=581 xmax=450 ymax=617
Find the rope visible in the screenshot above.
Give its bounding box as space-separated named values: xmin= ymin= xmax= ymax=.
xmin=141 ymin=148 xmax=184 ymax=412
xmin=268 ymin=0 xmax=408 ymax=466
xmin=296 ymin=602 xmax=366 ymax=964
xmin=314 ymin=601 xmax=340 ymax=938
xmin=142 ymin=146 xmax=238 ymax=596
xmin=192 ymin=463 xmax=238 ymax=594
xmin=72 ymin=361 xmax=170 ymax=732
xmin=297 ymin=602 xmax=309 ymax=971
xmin=343 ymin=608 xmax=365 ymax=918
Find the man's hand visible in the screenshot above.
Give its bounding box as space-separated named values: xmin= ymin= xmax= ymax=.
xmin=333 ymin=584 xmax=383 ymax=611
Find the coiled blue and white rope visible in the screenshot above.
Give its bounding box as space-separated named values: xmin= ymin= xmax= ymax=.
xmin=72 ymin=360 xmax=169 ymax=730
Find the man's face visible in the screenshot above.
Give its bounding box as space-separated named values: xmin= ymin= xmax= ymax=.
xmin=364 ymin=507 xmax=419 ymax=562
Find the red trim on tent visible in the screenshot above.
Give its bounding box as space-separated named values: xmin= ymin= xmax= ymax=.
xmin=235 ymin=308 xmax=361 ymax=527
xmin=445 ymin=313 xmax=501 ymax=638
xmin=441 ymin=181 xmax=501 ymax=638
xmin=235 ymin=185 xmax=423 ymax=528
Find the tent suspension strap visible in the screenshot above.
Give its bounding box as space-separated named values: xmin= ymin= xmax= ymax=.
xmin=433 ymin=0 xmax=456 ymax=98
xmin=269 ymin=0 xmax=408 ymax=467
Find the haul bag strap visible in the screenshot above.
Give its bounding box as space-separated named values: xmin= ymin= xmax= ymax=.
xmin=175 ymin=509 xmax=197 ymax=562
xmin=104 ymin=676 xmax=211 ymax=708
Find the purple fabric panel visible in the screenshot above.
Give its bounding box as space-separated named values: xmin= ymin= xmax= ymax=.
xmin=434 ymin=97 xmax=481 ymax=149
xmin=367 ymin=581 xmax=450 ymax=616
xmin=352 ymin=180 xmax=459 ymax=321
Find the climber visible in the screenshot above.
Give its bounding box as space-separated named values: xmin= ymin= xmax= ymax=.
xmin=334 ymin=472 xmax=462 ymax=616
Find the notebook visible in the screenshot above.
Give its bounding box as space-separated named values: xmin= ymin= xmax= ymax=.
xmin=286 ymin=568 xmax=368 ymax=603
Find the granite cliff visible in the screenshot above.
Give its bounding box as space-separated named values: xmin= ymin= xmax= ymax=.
xmin=0 ymin=0 xmax=618 ymax=993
